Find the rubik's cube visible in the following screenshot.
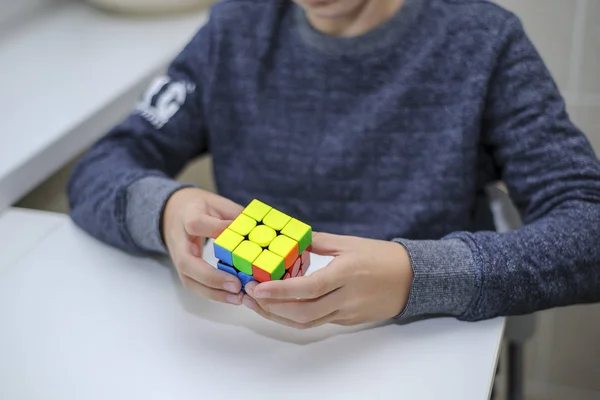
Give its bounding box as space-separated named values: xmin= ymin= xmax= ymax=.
xmin=213 ymin=199 xmax=312 ymax=288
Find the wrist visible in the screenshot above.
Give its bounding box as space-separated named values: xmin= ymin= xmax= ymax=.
xmin=160 ymin=187 xmax=198 ymax=247
xmin=390 ymin=241 xmax=414 ymax=316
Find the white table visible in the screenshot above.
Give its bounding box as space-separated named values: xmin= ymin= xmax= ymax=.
xmin=0 ymin=208 xmax=505 ymax=400
xmin=0 ymin=208 xmax=65 ymax=273
xmin=0 ymin=2 xmax=208 ymax=211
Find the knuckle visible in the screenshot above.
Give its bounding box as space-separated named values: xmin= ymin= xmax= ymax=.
xmin=339 ymin=311 xmax=360 ymax=326
xmin=297 ymin=316 xmax=312 ymax=325
xmin=202 ymin=271 xmax=220 ymax=288
xmin=191 ymin=200 xmax=206 ymax=213
xmin=184 ymin=219 xmax=198 ymax=234
xmin=344 ymin=308 xmax=360 ymax=322
xmin=352 ymin=265 xmax=371 ymax=280
xmin=260 ymin=301 xmax=272 ymax=314
xmin=296 ymin=308 xmax=314 ymax=324
xmin=309 ymin=279 xmax=327 ymax=298
xmin=296 ymin=323 xmax=311 ymax=330
xmin=181 ymin=276 xmax=194 ymax=291
xmin=177 ymin=259 xmax=190 ymax=277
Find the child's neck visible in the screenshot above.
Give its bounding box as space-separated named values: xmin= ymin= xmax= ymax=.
xmin=306 ymin=0 xmax=406 ymax=37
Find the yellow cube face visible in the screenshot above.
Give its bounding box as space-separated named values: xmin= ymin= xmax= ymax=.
xmin=280 ymin=218 xmax=308 ymax=239
xmin=248 ymin=225 xmax=277 ymax=248
xmin=254 ymin=250 xmax=283 ymax=273
xmin=242 ymin=199 xmax=272 ymax=222
xmin=269 ymin=234 xmax=298 ymax=269
xmin=232 ymin=240 xmax=263 ymax=275
xmin=228 ymin=213 xmax=257 ymax=236
xmin=214 ymin=229 xmax=244 ymax=251
xmin=253 ymin=250 xmax=285 ymax=281
xmin=263 ymin=208 xmax=292 ymax=231
xmin=269 ymin=234 xmax=297 ymax=257
xmin=233 ymin=240 xmax=262 ymax=263
xmin=281 ymin=218 xmax=312 ymax=254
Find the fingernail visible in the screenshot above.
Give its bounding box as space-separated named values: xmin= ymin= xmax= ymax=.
xmin=227 ymin=294 xmax=242 ymax=305
xmin=242 ymin=297 xmax=256 ymax=311
xmin=244 ymin=284 xmax=254 ymax=296
xmin=223 ymin=282 xmax=238 ymax=293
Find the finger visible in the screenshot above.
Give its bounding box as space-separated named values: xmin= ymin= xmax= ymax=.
xmin=331 ymin=318 xmax=360 ymax=327
xmin=185 ymin=214 xmax=232 ymax=238
xmin=251 ymin=262 xmax=344 ymax=300
xmin=244 ymin=281 xmax=298 ymax=306
xmin=309 ymin=232 xmax=349 ymax=256
xmin=178 ymin=253 xmax=242 ymax=293
xmin=181 ymin=275 xmax=244 ymax=305
xmin=248 ymin=285 xmax=343 ymax=324
xmin=242 ymin=295 xmax=340 ymax=330
xmin=206 ymin=194 xmax=245 ymax=220
xmin=242 ymin=296 xmax=305 ymax=329
xmin=188 ymin=236 xmax=204 ymax=257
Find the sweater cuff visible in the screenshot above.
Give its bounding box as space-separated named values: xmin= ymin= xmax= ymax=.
xmin=125 ymin=176 xmax=193 ymax=254
xmin=392 ymin=238 xmax=479 ymax=319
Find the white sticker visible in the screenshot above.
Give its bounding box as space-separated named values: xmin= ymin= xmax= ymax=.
xmin=135 ymin=76 xmax=195 ymax=129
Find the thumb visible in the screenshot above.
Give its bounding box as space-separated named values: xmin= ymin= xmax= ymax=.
xmin=185 ymin=214 xmax=233 ymax=239
xmin=309 ymin=232 xmax=346 ymax=257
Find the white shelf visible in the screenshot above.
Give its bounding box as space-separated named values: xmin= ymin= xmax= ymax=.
xmin=0 ymin=2 xmax=208 ymax=211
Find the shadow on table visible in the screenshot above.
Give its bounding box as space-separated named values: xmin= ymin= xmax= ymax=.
xmin=156 ymin=255 xmax=453 ymax=345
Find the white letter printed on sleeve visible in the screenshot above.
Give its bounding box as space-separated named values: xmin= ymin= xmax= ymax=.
xmin=135 ymin=76 xmax=196 ymax=129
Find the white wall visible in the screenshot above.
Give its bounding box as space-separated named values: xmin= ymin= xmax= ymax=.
xmin=493 ymin=2 xmax=600 ymax=399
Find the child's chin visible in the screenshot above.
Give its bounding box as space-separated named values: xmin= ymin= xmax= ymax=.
xmin=298 ymin=0 xmax=356 ymax=18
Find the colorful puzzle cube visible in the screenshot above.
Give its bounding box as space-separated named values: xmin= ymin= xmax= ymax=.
xmin=214 ymin=199 xmax=312 ymax=289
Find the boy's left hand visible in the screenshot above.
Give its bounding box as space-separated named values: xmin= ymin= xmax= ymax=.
xmin=242 ymin=233 xmax=414 ymax=329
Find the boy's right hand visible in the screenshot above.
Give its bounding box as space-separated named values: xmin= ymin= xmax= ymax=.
xmin=162 ymin=187 xmax=245 ymax=305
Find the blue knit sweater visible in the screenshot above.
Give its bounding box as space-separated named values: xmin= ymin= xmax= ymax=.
xmin=67 ymin=0 xmax=600 ymax=321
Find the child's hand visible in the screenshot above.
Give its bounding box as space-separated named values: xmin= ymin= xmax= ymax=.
xmin=162 ymin=188 xmax=245 ymax=305
xmin=242 ymin=233 xmax=414 ymax=329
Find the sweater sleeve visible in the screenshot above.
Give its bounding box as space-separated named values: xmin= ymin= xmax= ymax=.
xmin=67 ymin=19 xmax=215 ymax=255
xmin=397 ymin=14 xmax=600 ymax=321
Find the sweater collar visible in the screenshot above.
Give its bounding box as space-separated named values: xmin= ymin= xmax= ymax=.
xmin=293 ymin=0 xmax=425 ymax=57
